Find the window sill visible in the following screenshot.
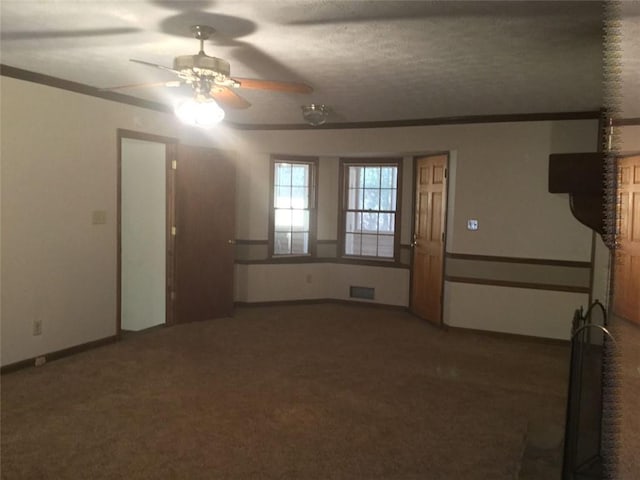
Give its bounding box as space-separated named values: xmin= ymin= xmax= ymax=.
xmin=268 ymin=255 xmax=315 ymax=263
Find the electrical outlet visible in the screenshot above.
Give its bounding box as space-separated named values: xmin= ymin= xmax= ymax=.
xmin=33 ymin=319 xmax=42 ymax=336
xmin=34 ymin=356 xmax=46 ymax=367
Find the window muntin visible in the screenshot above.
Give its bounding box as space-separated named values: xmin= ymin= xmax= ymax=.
xmin=271 ymin=158 xmax=316 ymax=256
xmin=341 ymin=161 xmax=400 ymax=259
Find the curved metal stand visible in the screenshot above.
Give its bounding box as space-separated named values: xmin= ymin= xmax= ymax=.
xmin=572 ymin=323 xmax=616 ymax=346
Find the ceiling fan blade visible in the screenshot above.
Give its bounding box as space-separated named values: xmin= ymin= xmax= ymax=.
xmin=130 ymin=59 xmax=181 ymax=75
xmin=100 ymin=81 xmax=181 ymax=92
xmin=211 ymin=87 xmax=251 ymax=110
xmin=232 ymin=77 xmax=313 ymax=94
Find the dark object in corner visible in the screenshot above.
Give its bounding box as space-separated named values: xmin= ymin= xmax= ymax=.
xmin=548 ymin=152 xmax=604 ymax=235
xmin=562 ymin=300 xmax=612 ymax=480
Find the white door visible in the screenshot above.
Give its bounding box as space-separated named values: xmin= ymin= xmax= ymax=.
xmin=121 ymin=138 xmax=167 ymax=331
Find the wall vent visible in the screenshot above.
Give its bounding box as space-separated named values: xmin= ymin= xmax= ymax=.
xmin=350 ymin=286 xmax=375 ymax=300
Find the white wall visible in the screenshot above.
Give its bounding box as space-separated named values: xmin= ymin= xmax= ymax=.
xmin=0 ymin=77 xmax=234 ymax=366
xmin=121 ymin=138 xmax=166 ymax=331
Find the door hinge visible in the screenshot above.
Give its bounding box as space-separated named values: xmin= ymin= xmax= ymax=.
xmin=442 ymin=232 xmax=445 ymax=242
xmin=171 ymin=226 xmax=177 ymax=236
xmin=171 ymin=159 xmax=177 ymax=170
xmin=444 ymin=168 xmax=447 ymax=179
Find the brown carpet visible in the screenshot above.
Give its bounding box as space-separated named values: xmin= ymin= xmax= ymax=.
xmin=1 ymin=304 xmax=569 ymax=479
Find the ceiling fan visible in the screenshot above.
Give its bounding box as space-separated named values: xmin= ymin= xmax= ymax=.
xmin=106 ymin=24 xmax=313 ymax=113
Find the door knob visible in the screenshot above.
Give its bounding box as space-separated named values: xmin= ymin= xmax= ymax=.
xmin=228 ymin=239 xmax=236 ymax=245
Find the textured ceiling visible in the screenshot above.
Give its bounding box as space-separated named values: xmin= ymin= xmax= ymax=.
xmin=0 ymin=0 xmax=634 ymax=126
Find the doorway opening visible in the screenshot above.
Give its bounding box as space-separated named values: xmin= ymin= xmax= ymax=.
xmin=117 ymin=130 xmax=236 ymax=335
xmin=118 ymin=131 xmax=176 ymax=333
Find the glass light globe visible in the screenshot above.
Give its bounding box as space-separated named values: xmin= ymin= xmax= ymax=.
xmin=174 ymin=98 xmax=225 ymax=127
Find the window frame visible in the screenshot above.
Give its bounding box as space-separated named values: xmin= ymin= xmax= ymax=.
xmin=268 ymin=154 xmax=319 ymax=258
xmin=338 ymin=157 xmax=403 ymax=262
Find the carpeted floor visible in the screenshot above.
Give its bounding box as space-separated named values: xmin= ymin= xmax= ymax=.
xmin=1 ymin=304 xmax=569 ymax=479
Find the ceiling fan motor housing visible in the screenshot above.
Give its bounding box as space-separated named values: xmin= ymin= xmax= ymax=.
xmin=173 ymin=54 xmax=231 ymax=81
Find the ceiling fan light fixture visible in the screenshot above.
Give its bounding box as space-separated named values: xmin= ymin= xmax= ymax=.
xmin=301 ymin=104 xmax=329 ymax=126
xmin=174 ymin=97 xmax=225 ymax=127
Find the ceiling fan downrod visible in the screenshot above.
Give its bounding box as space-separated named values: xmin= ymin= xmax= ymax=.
xmin=191 ymin=25 xmax=215 ymax=55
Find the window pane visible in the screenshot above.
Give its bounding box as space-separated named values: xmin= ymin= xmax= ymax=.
xmin=361 ymin=234 xmax=378 ymax=256
xmin=274 ymin=232 xmax=291 ymax=255
xmin=275 ymin=163 xmax=292 ymax=186
xmin=291 ymin=187 xmax=309 ymax=208
xmin=275 ymin=186 xmax=291 ymax=208
xmin=362 ymin=212 xmax=379 ymax=233
xmin=291 ymin=209 xmax=309 ymax=232
xmin=380 ymin=189 xmax=397 ymax=211
xmin=291 ymin=232 xmax=308 ymax=254
xmin=274 ymin=209 xmax=292 ymax=230
xmin=346 ymin=211 xmax=362 ymax=233
xmin=363 ymin=188 xmax=380 ymax=210
xmin=291 ymin=165 xmax=308 ymax=187
xmin=349 ymin=166 xmax=364 ymax=188
xmin=345 ymin=233 xmax=361 ymax=256
xmin=347 ymin=188 xmax=364 ymax=209
xmin=272 ymin=159 xmax=315 ymax=256
xmin=378 ymin=213 xmax=394 ymax=233
xmin=342 ymin=161 xmax=399 ymax=260
xmin=364 ymin=167 xmax=380 ymax=188
xmin=380 ymin=167 xmax=396 ymax=188
xmin=377 ymin=235 xmax=394 ymax=258
xmin=380 ymin=188 xmax=393 ymax=210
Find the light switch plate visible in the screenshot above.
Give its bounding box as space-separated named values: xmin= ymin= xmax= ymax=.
xmin=467 ymin=219 xmax=479 ymax=231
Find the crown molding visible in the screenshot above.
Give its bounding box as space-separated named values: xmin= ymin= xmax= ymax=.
xmin=2 ymin=64 xmax=602 ymax=130
xmin=0 ymin=64 xmax=172 ymax=114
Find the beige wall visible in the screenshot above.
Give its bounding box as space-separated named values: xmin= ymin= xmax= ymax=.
xmin=238 ymin=121 xmax=597 ymax=260
xmin=617 ymin=125 xmax=640 ymax=153
xmin=234 ymin=120 xmax=599 ymax=338
xmin=443 ymin=282 xmax=589 ymax=340
xmin=0 ymin=77 xmax=234 ymax=366
xmin=1 ymin=76 xmax=602 ymax=367
xmin=235 ymin=263 xmax=409 ymax=306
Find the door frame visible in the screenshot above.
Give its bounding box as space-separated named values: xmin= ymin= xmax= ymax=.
xmin=116 ymin=129 xmax=178 ymax=336
xmin=409 ymin=152 xmax=451 ymax=326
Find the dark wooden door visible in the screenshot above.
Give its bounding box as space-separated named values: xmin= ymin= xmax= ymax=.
xmin=172 ymin=144 xmax=235 ymax=323
xmin=613 ymin=155 xmax=640 ymax=324
xmin=411 ymin=154 xmax=448 ymax=326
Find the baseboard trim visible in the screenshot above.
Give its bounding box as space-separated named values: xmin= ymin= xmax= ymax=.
xmin=235 ymin=298 xmax=409 ymax=311
xmin=445 ymin=325 xmax=570 ymax=346
xmin=1 ymin=335 xmax=120 ymax=375
xmin=1 ymin=314 xmax=568 ymax=374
